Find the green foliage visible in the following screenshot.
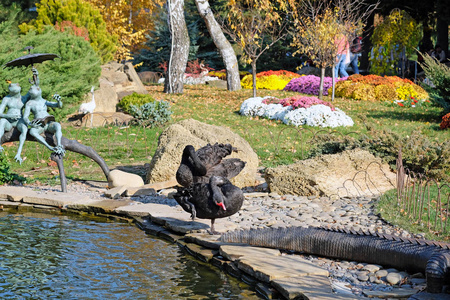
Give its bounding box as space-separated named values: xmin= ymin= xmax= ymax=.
xmin=0 ymin=1 xmax=35 ymax=25
xmin=420 ymin=52 xmax=450 ymax=114
xmin=117 ymin=93 xmax=156 ymax=114
xmin=18 ymin=0 xmax=117 ymax=63
xmin=133 ymin=8 xmax=201 ymax=72
xmin=0 ymin=26 xmax=101 ymax=119
xmin=309 ymin=129 xmax=450 ymax=181
xmin=377 ymin=188 xmax=450 ymax=242
xmin=129 ymin=101 xmax=173 ymax=128
xmin=0 ymin=151 xmax=14 ymax=184
xmin=370 ymin=9 xmax=422 ymax=76
xmin=0 ymin=151 xmax=24 ymax=184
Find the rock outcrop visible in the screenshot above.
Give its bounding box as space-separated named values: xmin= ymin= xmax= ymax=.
xmin=108 ymin=169 xmax=145 ymax=189
xmin=77 ymin=62 xmax=147 ymax=127
xmin=265 ymin=149 xmax=396 ymax=197
xmin=146 ymin=119 xmax=259 ymax=188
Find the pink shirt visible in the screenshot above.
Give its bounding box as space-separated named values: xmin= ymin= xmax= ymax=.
xmin=335 ymin=34 xmax=349 ymax=55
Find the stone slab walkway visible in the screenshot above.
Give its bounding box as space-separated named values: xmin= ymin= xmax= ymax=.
xmin=0 ymin=184 xmax=446 ymax=299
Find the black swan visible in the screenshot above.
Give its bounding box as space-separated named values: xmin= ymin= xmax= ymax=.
xmin=176 ymin=143 xmax=246 ymax=187
xmin=173 ymin=175 xmax=244 ymax=234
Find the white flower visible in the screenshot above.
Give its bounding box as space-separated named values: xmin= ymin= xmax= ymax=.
xmin=239 ymin=97 xmax=266 ymax=116
xmin=263 ymin=104 xmax=292 ymax=120
xmin=241 ymin=97 xmax=354 ymax=128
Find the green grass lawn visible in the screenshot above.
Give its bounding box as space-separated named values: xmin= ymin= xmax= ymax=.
xmin=377 ymin=186 xmax=450 ymax=242
xmin=5 ymin=84 xmax=447 ymax=183
xmin=3 ymin=84 xmax=448 ymax=240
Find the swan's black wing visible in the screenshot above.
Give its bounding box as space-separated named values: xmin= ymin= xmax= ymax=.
xmin=194 ymin=158 xmax=246 ymax=184
xmin=196 ymin=143 xmax=234 ymax=170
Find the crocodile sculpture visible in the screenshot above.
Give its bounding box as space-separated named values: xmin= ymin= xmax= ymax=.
xmin=221 ymin=226 xmax=450 ymax=293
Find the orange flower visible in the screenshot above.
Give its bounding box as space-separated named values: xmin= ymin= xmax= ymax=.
xmin=398 ymin=102 xmax=404 ymax=107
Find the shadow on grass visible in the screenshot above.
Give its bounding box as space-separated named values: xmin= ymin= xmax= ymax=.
xmin=367 ymin=110 xmax=443 ymax=124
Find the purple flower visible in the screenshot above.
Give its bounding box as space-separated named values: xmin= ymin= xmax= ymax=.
xmin=284 ymin=75 xmax=347 ymax=96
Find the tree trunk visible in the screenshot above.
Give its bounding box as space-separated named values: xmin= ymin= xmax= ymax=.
xmin=164 ymin=0 xmax=189 ymax=94
xmin=436 ymin=16 xmax=449 ymax=55
xmin=251 ymin=61 xmax=257 ymax=97
xmin=331 ymin=65 xmax=336 ymax=101
xmin=318 ymin=67 xmax=325 ymax=99
xmin=194 ymin=0 xmax=241 ymax=91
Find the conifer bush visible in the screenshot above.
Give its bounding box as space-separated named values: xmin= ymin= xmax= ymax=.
xmin=0 ymin=26 xmax=101 ymax=119
xmin=420 ymin=52 xmax=450 ymax=114
xmin=117 ymin=93 xmax=156 ymax=114
xmin=19 ymin=0 xmax=117 ymax=63
xmin=309 ymin=129 xmax=450 ymax=181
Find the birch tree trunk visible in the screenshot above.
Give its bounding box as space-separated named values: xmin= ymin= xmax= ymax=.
xmin=319 ymin=67 xmax=325 ymax=99
xmin=194 ymin=0 xmax=241 ymax=91
xmin=164 ymin=0 xmax=189 ymax=94
xmin=251 ymin=60 xmax=257 ymax=97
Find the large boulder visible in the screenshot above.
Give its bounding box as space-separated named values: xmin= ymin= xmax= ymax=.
xmin=146 ymin=119 xmax=259 ymax=188
xmin=265 ymin=149 xmax=396 ymax=197
xmin=77 ymin=62 xmax=148 ymax=127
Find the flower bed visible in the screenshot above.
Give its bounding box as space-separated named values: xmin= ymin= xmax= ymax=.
xmin=332 ymin=74 xmax=429 ymax=101
xmin=241 ymin=70 xmax=301 ymax=90
xmin=440 ymin=113 xmax=450 ymax=130
xmin=283 ymin=75 xmax=347 ymax=96
xmin=240 ymin=96 xmax=354 ymax=128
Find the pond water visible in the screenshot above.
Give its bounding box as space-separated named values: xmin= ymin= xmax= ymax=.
xmin=0 ymin=212 xmax=259 ymax=299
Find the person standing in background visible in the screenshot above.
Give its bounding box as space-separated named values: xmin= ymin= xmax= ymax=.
xmin=334 ymin=33 xmax=349 ymax=78
xmin=349 ymin=36 xmax=363 ymax=74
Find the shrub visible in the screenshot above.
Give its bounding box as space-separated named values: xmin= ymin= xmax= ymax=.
xmin=440 ymin=113 xmax=450 ymax=130
xmin=309 ymin=129 xmax=450 ymax=181
xmin=19 ymin=0 xmax=117 ymax=63
xmin=284 ymin=75 xmax=346 ymax=96
xmin=267 ymin=95 xmax=335 ymax=111
xmin=240 ymin=97 xmax=353 ymax=128
xmin=209 ymin=70 xmax=226 ymax=80
xmin=351 ymin=83 xmax=377 ymax=100
xmin=420 ymin=52 xmax=450 ymax=114
xmin=332 ymin=74 xmax=429 ymax=101
xmin=241 ymin=70 xmax=300 ymax=90
xmin=0 ymin=152 xmax=24 ymax=184
xmin=129 ymin=101 xmax=173 ymax=128
xmin=374 ymin=84 xmax=397 ymax=101
xmin=117 ymin=93 xmax=156 ymax=114
xmin=0 ymin=26 xmax=101 ymax=119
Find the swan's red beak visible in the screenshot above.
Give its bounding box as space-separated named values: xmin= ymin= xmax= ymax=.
xmin=216 ymin=202 xmax=226 ymax=211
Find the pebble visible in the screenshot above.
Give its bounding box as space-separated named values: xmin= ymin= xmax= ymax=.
xmin=386 ymin=272 xmax=403 ymax=285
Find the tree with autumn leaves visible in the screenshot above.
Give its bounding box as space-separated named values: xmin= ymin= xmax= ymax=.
xmin=219 ymin=0 xmax=291 ymax=97
xmin=85 ymin=0 xmax=157 ymax=62
xmin=19 ymin=0 xmax=156 ymax=63
xmin=290 ymin=0 xmax=378 ymax=100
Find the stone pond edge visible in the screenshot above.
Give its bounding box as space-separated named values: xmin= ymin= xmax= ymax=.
xmin=0 ymin=186 xmax=445 ymax=300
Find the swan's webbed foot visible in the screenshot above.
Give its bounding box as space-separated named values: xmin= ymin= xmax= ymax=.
xmin=188 ymin=201 xmax=196 ymax=220
xmin=208 ymin=219 xmax=220 ymax=235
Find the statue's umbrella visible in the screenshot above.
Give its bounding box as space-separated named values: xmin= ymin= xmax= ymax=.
xmin=2 ymin=49 xmax=60 ymax=85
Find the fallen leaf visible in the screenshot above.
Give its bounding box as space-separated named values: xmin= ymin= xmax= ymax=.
xmin=47 ymin=161 xmax=57 ymax=167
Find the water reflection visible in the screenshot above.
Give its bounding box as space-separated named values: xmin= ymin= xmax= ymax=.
xmin=0 ymin=212 xmax=258 ymax=299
